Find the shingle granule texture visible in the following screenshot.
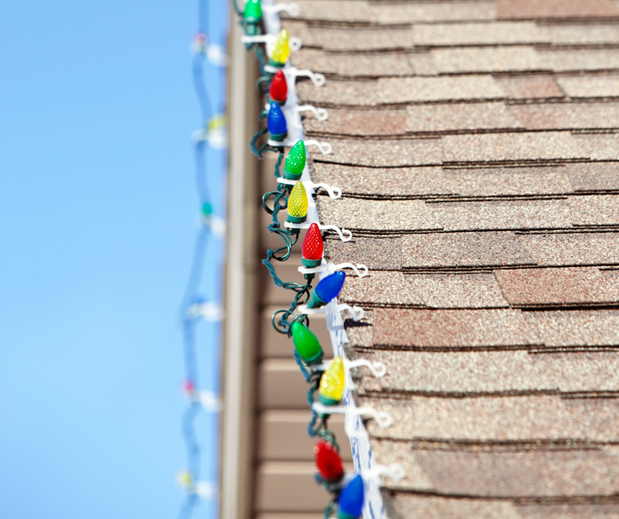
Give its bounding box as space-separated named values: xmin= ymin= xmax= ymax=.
xmin=284 ymin=1 xmax=619 ymax=516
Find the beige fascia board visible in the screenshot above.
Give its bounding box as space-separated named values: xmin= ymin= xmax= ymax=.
xmin=221 ymin=8 xmax=260 ymax=519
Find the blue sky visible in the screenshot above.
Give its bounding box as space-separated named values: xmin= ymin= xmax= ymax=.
xmin=0 ymin=1 xmax=228 ymax=517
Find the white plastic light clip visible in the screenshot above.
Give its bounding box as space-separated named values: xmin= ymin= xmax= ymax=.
xmin=285 ymin=67 xmax=326 ymax=89
xmin=201 ymin=214 xmax=226 ymax=236
xmin=197 ymin=390 xmax=222 ymax=412
xmin=297 ymin=303 xmax=364 ymax=322
xmin=304 ymin=139 xmax=332 ymax=155
xmin=263 ymin=3 xmax=301 ymax=16
xmin=364 ymin=464 xmax=406 ymax=483
xmin=292 ymin=105 xmax=329 ymax=127
xmin=344 ymin=358 xmax=386 ymax=390
xmin=345 ymin=359 xmax=387 ymax=379
xmin=240 ymin=34 xmax=302 ymax=53
xmin=191 ymin=128 xmax=227 ymax=149
xmin=277 ymin=177 xmax=341 ymax=199
xmin=284 ymin=221 xmax=351 ymax=241
xmin=207 ymin=44 xmax=228 ymax=67
xmin=298 ymin=262 xmax=369 ymax=278
xmin=194 ymin=481 xmax=218 ymax=500
xmin=186 ymin=301 xmax=225 ymax=321
xmin=312 ymin=402 xmax=393 ymax=428
xmin=267 ymin=138 xmax=331 ymax=154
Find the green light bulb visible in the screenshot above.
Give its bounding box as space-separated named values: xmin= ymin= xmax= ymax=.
xmin=284 ymin=140 xmax=306 ymax=181
xmin=243 ymin=0 xmax=262 ymax=22
xmin=291 ymin=322 xmax=323 ymax=365
xmin=202 ymin=202 xmax=213 ymax=217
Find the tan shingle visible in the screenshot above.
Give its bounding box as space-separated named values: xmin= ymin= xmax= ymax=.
xmin=507 ymin=102 xmax=619 ymax=130
xmin=389 ymin=494 xmax=522 ymax=519
xmin=340 ymin=271 xmax=509 ymax=308
xmin=363 ymin=395 xmax=619 ymax=441
xmin=303 ymin=108 xmax=408 ymax=137
xmin=557 ymin=75 xmax=619 ymax=97
xmin=524 ymin=310 xmax=619 ymax=347
xmin=282 ymin=0 xmax=374 ymax=23
xmin=402 ymin=232 xmax=535 ymax=270
xmin=494 ymin=267 xmax=619 ymax=307
xmin=406 ymin=447 xmax=619 ymax=496
xmin=516 ymin=503 xmax=619 ymax=518
xmin=576 ymin=133 xmax=619 ymax=161
xmin=441 ymin=132 xmax=587 ymax=164
xmin=430 ymin=200 xmax=573 ymax=231
xmin=358 ymin=349 xmax=619 ymax=393
xmin=495 ymin=75 xmax=565 ymax=100
xmin=324 ymin=236 xmax=404 ymax=270
xmin=297 ymin=76 xmax=505 ymax=106
xmin=497 ymin=0 xmax=619 ymax=20
xmin=285 ymin=23 xmax=416 ymax=52
xmin=431 ymin=46 xmax=542 ymax=74
xmin=376 ymin=2 xmax=498 ymax=24
xmin=316 ymin=138 xmax=442 ymax=167
xmin=544 ymin=23 xmax=619 ymax=44
xmin=567 ymin=161 xmax=619 ymax=191
xmin=569 ymin=194 xmax=619 ymax=225
xmin=371 ymin=308 xmax=538 ymax=348
xmin=443 ymin=167 xmax=572 ymax=196
xmin=539 ymin=49 xmax=619 ymax=72
xmin=285 ymin=0 xmax=498 ymax=24
xmin=315 ymin=197 xmax=441 ymax=231
xmin=523 ymin=232 xmax=619 ymax=266
xmin=413 ymin=21 xmax=544 ymax=46
xmin=311 ymin=163 xmax=450 ymax=197
xmin=405 ymin=103 xmax=522 ymax=133
xmin=290 ymin=49 xmax=414 ymax=77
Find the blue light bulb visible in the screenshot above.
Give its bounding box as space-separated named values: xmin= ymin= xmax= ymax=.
xmin=267 ymin=102 xmax=287 ymax=138
xmin=337 ymin=474 xmax=364 ymax=519
xmin=315 ymin=271 xmax=346 ymax=304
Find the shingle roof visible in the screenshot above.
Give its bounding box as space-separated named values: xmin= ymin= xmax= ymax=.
xmin=283 ymin=0 xmax=619 ymax=515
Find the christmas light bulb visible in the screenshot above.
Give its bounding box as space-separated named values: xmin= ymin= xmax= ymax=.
xmin=243 ymin=0 xmax=262 ymax=22
xmin=287 ymin=181 xmax=308 ymax=223
xmin=270 ymin=29 xmax=290 ymax=66
xmin=202 ymin=202 xmax=213 ymax=217
xmin=183 ymin=380 xmax=195 ymax=395
xmin=269 ymin=70 xmax=288 ymax=104
xmin=337 ymin=474 xmax=365 ymax=519
xmin=307 ymin=271 xmax=346 ymax=309
xmin=291 ymin=321 xmax=323 ymax=364
xmin=284 ymin=140 xmax=306 ymax=180
xmin=193 ymin=32 xmax=207 ymax=53
xmin=178 ymin=471 xmax=193 ymax=489
xmin=318 ymin=356 xmax=345 ymax=405
xmin=302 ymin=223 xmax=323 ymax=267
xmin=267 ymin=102 xmax=287 ymax=140
xmin=314 ymin=440 xmax=344 ymax=482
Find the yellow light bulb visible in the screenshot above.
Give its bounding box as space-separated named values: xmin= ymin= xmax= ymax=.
xmin=271 ymin=29 xmax=290 ymax=64
xmin=319 ymin=357 xmax=345 ymax=405
xmin=178 ymin=471 xmax=193 ymax=488
xmin=287 ymin=181 xmax=308 ymax=223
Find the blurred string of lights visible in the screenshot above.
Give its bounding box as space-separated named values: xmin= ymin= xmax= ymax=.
xmin=234 ymin=1 xmax=403 ymax=518
xmin=177 ymin=0 xmax=228 ymax=517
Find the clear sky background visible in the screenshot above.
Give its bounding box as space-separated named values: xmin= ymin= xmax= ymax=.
xmin=0 ymin=1 xmax=228 ymax=517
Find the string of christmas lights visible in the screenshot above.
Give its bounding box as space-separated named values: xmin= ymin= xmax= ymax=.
xmin=177 ymin=0 xmax=228 ymax=517
xmin=236 ymin=3 xmax=374 ymax=518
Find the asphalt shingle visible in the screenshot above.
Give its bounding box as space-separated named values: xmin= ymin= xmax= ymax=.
xmin=297 ymin=76 xmax=505 ymax=106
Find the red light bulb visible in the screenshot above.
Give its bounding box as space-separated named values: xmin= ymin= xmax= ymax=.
xmin=314 ymin=441 xmax=344 ymax=482
xmin=183 ymin=380 xmax=195 ymax=395
xmin=269 ymin=70 xmax=288 ymax=104
xmin=302 ymin=223 xmax=323 ymax=267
